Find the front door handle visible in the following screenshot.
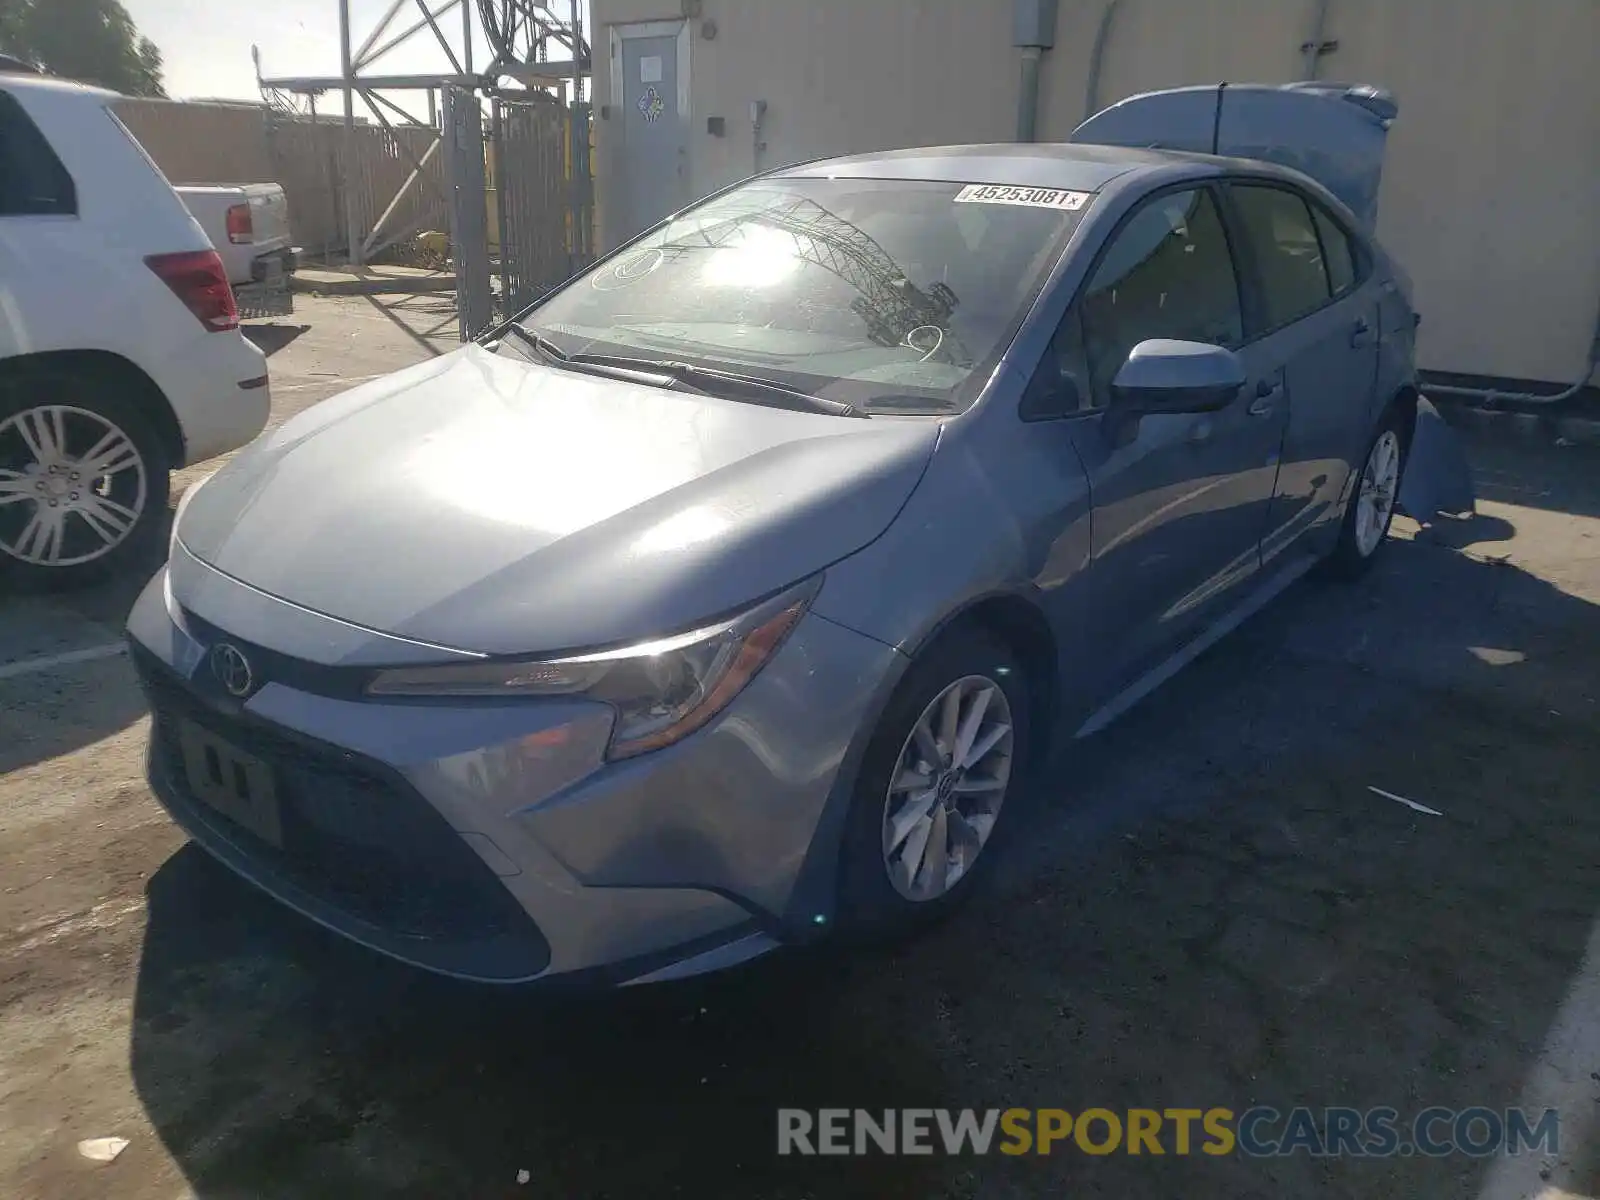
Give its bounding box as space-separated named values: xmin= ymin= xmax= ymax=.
xmin=1248 ymin=378 xmax=1282 ymax=418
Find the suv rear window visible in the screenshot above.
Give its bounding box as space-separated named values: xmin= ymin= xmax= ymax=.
xmin=0 ymin=89 xmax=76 ymax=216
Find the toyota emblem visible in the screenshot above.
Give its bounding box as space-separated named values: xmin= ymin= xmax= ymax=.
xmin=209 ymin=642 xmax=255 ymax=698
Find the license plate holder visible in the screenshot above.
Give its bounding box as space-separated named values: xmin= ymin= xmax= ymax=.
xmin=176 ymin=719 xmax=283 ymax=848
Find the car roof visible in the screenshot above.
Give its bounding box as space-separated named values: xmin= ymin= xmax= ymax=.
xmin=0 ymin=72 xmax=120 ymax=104
xmin=778 ymin=142 xmax=1268 ymax=193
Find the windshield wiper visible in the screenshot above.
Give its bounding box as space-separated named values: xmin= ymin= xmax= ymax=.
xmin=503 ymin=332 xmax=866 ymax=418
xmin=855 ymin=393 xmax=962 ymax=415
xmin=502 ymin=323 xmax=569 ymax=362
xmin=504 ymin=326 xmax=711 ymax=389
xmin=568 ymin=354 xmax=868 ymax=419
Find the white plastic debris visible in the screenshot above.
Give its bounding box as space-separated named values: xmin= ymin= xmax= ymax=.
xmin=1368 ymin=785 xmax=1443 ymax=817
xmin=77 ymin=1137 xmax=129 ymax=1163
xmin=516 ymin=1169 xmax=531 ymax=1185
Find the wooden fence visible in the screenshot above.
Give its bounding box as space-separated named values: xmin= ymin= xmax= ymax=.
xmin=118 ymin=98 xmax=589 ymax=268
xmin=114 ymin=99 xmax=275 ymax=185
xmin=266 ymin=116 xmax=448 ymax=259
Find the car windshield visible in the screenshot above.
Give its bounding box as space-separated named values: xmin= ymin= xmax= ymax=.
xmin=520 ymin=176 xmax=1090 ymax=414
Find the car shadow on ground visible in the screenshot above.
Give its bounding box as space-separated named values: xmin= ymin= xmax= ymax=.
xmin=0 ymin=663 xmax=148 ymax=777
xmin=242 ymin=323 xmax=310 ymax=357
xmin=126 ymin=526 xmax=1600 ymax=1199
xmin=0 ymin=510 xmax=172 ymax=773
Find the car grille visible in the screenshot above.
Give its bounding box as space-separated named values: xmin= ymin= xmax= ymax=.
xmin=132 ymin=643 xmax=551 ymax=979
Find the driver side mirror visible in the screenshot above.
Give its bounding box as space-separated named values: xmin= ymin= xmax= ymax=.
xmin=1110 ymin=339 xmax=1246 ymax=415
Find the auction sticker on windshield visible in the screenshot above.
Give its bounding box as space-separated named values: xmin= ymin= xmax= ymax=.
xmin=953 ymin=184 xmax=1091 ymax=210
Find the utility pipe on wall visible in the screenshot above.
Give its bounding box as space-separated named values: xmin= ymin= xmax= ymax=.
xmin=1300 ymin=0 xmax=1332 ymax=79
xmin=1013 ymin=0 xmax=1059 ymax=142
xmin=1424 ymin=306 xmax=1600 ymax=408
xmin=1083 ymin=0 xmax=1124 ymax=121
xmin=1017 ymin=47 xmax=1043 ymax=142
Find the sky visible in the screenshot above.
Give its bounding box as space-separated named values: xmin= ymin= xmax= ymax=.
xmin=121 ymin=0 xmax=585 ymax=103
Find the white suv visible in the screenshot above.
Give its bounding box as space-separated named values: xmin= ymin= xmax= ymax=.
xmin=0 ymin=73 xmax=270 ymax=586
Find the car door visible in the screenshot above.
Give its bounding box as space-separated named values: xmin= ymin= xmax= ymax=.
xmin=1034 ymin=184 xmax=1289 ymax=704
xmin=1222 ymin=181 xmax=1381 ymax=564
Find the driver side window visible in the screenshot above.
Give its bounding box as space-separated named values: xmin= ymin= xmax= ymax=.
xmin=1077 ymin=187 xmax=1243 ymax=410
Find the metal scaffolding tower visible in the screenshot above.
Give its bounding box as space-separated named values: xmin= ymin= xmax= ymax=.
xmin=255 ymin=0 xmax=591 ymax=268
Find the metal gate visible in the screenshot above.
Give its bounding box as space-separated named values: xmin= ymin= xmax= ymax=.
xmin=496 ymin=95 xmax=570 ymax=317
xmin=441 ymin=87 xmax=593 ymax=339
xmin=442 ymin=86 xmax=493 ymax=340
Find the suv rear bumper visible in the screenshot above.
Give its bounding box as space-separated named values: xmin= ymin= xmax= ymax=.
xmin=154 ymin=330 xmax=270 ymax=466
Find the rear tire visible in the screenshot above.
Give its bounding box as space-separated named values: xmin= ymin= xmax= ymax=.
xmin=0 ymin=367 xmax=171 ymax=589
xmin=1320 ymin=405 xmax=1411 ymax=582
xmin=836 ymin=628 xmax=1031 ymax=938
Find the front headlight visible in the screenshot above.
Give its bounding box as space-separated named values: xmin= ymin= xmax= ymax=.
xmin=366 ymin=577 xmax=820 ymax=760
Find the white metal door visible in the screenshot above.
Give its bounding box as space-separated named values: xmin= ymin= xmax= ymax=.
xmin=610 ymin=21 xmax=688 ymax=244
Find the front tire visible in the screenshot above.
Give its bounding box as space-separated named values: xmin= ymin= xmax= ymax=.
xmin=1321 ymin=406 xmax=1410 ymax=581
xmin=837 ymin=628 xmax=1031 ymax=937
xmin=0 ymin=369 xmax=171 ymax=588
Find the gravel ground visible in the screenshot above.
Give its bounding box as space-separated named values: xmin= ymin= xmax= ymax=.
xmin=2 ymin=297 xmax=1598 ymax=1199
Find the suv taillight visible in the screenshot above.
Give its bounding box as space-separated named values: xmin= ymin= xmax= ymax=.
xmin=146 ymin=250 xmax=239 ymax=333
xmin=225 ymin=202 xmax=253 ymax=244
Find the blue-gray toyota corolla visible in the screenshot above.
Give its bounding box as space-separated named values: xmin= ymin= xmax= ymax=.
xmin=129 ymin=140 xmax=1423 ymax=985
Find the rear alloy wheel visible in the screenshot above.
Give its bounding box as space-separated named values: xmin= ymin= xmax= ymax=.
xmin=838 ymin=629 xmax=1030 ymax=935
xmin=1321 ymin=407 xmax=1410 ymax=581
xmin=0 ymin=388 xmax=169 ymax=587
xmin=1353 ymin=428 xmax=1403 ymax=558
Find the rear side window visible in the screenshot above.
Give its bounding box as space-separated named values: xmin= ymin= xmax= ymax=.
xmin=1310 ymin=203 xmax=1357 ymax=296
xmin=1078 ymin=187 xmax=1243 ymax=408
xmin=1231 ymin=184 xmax=1331 ymax=330
xmin=0 ymin=90 xmax=77 ymax=216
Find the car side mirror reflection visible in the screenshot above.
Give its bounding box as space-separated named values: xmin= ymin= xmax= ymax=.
xmin=1109 ymin=339 xmax=1246 ymax=416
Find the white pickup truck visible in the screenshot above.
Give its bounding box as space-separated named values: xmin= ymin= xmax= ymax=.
xmin=175 ymin=183 xmax=298 ymax=317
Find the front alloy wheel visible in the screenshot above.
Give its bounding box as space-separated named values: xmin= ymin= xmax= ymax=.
xmin=837 ymin=628 xmax=1030 ymax=935
xmin=882 ymin=674 xmax=1015 ymax=901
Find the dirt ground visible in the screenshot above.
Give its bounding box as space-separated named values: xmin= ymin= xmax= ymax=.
xmin=2 ymin=295 xmax=1598 ymax=1199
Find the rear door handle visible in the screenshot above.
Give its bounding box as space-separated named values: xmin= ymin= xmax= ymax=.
xmin=1351 ymin=317 xmax=1374 ymax=348
xmin=1248 ymin=378 xmax=1282 ymax=418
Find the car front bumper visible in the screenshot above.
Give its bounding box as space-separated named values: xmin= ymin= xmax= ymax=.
xmin=127 ymin=557 xmax=905 ymax=985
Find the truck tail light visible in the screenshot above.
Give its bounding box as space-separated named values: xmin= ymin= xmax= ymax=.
xmin=225 ymin=202 xmax=253 ymax=245
xmin=145 ymin=250 xmax=239 ymax=332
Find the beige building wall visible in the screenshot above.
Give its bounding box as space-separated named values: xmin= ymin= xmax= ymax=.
xmin=1325 ymin=0 xmax=1600 ymax=384
xmin=591 ymin=0 xmax=1600 ymax=387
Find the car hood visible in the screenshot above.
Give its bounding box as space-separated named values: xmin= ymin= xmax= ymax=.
xmin=176 ymin=345 xmax=938 ymax=656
